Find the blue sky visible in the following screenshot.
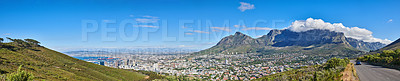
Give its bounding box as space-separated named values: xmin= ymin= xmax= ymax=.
xmin=0 ymin=0 xmax=399 ymax=51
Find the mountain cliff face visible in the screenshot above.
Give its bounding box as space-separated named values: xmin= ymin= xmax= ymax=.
xmin=257 ymin=29 xmax=282 ymax=46
xmin=196 ymin=29 xmax=386 ymax=55
xmin=262 ymin=29 xmax=350 ymax=47
xmin=215 ymin=32 xmax=261 ymax=47
xmin=202 ymin=32 xmax=262 ymax=54
xmin=346 ymin=38 xmax=386 ymax=51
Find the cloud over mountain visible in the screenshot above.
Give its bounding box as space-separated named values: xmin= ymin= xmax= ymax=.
xmin=287 ymin=18 xmax=392 ymax=44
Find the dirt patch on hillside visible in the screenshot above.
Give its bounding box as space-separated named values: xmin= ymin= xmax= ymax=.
xmin=144 ymin=76 xmax=150 ymax=79
xmin=341 ymin=63 xmax=359 ymax=81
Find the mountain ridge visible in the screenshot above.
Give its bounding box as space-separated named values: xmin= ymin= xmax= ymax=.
xmin=194 ymin=29 xmax=386 ymax=55
xmin=376 ymin=38 xmax=400 ymax=52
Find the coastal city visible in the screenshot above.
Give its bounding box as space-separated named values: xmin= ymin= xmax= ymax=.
xmin=67 ymin=49 xmax=330 ymax=80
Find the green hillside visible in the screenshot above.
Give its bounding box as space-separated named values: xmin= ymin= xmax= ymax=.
xmin=357 ymin=38 xmax=400 ymax=70
xmin=377 ymin=38 xmax=400 ymax=51
xmin=255 ymin=58 xmax=353 ymax=81
xmin=358 ymin=49 xmax=400 ymax=70
xmin=0 ymin=38 xmax=147 ymax=81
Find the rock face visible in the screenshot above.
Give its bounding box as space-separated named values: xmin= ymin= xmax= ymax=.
xmin=198 ymin=29 xmax=387 ymax=54
xmin=205 ymin=32 xmax=262 ymax=54
xmin=346 ymin=38 xmax=386 ymax=51
xmin=262 ymin=29 xmax=349 ymax=47
xmin=216 ymin=32 xmax=261 ymax=47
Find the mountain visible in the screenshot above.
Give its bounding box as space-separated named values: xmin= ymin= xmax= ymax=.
xmin=260 ymin=29 xmax=350 ymax=47
xmin=346 ymin=38 xmax=386 ymax=51
xmin=216 ymin=32 xmax=261 ymax=47
xmin=197 ymin=32 xmax=262 ymax=54
xmin=376 ymin=38 xmax=400 ymax=51
xmin=195 ymin=29 xmax=386 ymax=55
xmin=0 ymin=38 xmax=147 ymax=81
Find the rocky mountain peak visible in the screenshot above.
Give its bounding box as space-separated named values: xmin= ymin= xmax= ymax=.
xmin=215 ymin=32 xmax=259 ymax=47
xmin=234 ymin=31 xmax=245 ymax=36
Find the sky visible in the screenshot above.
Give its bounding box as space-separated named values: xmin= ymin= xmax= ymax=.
xmin=0 ymin=0 xmax=399 ymax=51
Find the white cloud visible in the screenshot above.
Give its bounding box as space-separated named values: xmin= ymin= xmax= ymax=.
xmin=185 ymin=32 xmax=194 ymax=35
xmin=182 ymin=26 xmax=192 ymax=29
xmin=287 ymin=18 xmax=392 ymax=44
xmin=135 ymin=16 xmax=160 ymax=23
xmin=238 ymin=2 xmax=255 ymax=12
xmin=178 ymin=45 xmax=186 ymax=47
xmin=256 ymin=35 xmax=264 ymax=38
xmin=211 ymin=27 xmax=231 ymax=32
xmin=135 ymin=18 xmax=160 ymax=23
xmin=242 ymin=27 xmax=272 ymax=30
xmin=234 ymin=25 xmax=240 ymax=28
xmin=387 ymin=19 xmax=393 ymax=23
xmin=3 ymin=33 xmax=11 ymax=35
xmin=143 ymin=15 xmax=159 ymax=19
xmin=103 ymin=20 xmax=111 ymax=22
xmin=134 ymin=25 xmax=159 ymax=28
xmin=234 ymin=25 xmax=246 ymax=28
xmin=203 ymin=42 xmax=215 ymax=45
xmin=189 ymin=30 xmax=210 ymax=34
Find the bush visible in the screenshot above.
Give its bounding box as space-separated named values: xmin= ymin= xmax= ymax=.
xmin=256 ymin=58 xmax=349 ymax=81
xmin=357 ymin=49 xmax=400 ymax=69
xmin=7 ymin=65 xmax=34 ymax=81
xmin=324 ymin=57 xmax=349 ymax=69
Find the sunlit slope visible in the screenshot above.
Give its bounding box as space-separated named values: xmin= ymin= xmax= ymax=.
xmin=377 ymin=38 xmax=400 ymax=51
xmin=0 ymin=40 xmax=146 ymax=81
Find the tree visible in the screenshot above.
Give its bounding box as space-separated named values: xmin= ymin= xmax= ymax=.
xmin=6 ymin=37 xmax=13 ymax=41
xmin=313 ymin=71 xmax=318 ymax=81
xmin=0 ymin=38 xmax=3 ymax=46
xmin=0 ymin=38 xmax=3 ymax=43
xmin=23 ymin=39 xmax=40 ymax=46
xmin=7 ymin=65 xmax=34 ymax=81
xmin=6 ymin=37 xmax=26 ymax=46
xmin=13 ymin=39 xmax=28 ymax=47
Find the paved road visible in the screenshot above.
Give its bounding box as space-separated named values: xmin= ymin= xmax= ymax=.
xmin=351 ymin=60 xmax=400 ymax=81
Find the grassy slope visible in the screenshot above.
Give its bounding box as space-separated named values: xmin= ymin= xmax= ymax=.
xmin=377 ymin=38 xmax=400 ymax=52
xmin=0 ymin=43 xmax=147 ymax=81
xmin=255 ymin=58 xmax=350 ymax=81
xmin=358 ymin=49 xmax=400 ymax=70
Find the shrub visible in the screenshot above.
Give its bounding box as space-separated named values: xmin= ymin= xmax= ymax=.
xmin=357 ymin=49 xmax=400 ymax=69
xmin=7 ymin=65 xmax=34 ymax=81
